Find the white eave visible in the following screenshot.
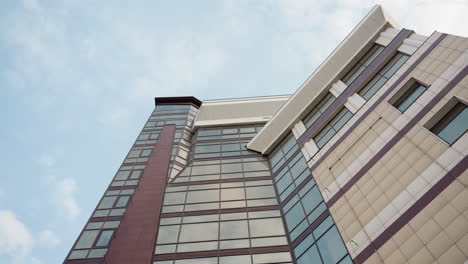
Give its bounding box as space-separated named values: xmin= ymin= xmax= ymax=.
xmin=247 ymin=5 xmax=400 ymax=154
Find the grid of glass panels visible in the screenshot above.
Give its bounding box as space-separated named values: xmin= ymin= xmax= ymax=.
xmin=92 ymin=189 xmax=135 ymax=218
xmin=68 ymin=220 xmax=121 ymax=260
xmin=270 ymin=138 xmax=310 ymax=202
xmin=294 ymin=219 xmax=352 ymax=264
xmin=430 ymin=102 xmax=468 ymax=144
xmin=156 ymin=210 xmax=287 ymax=254
xmin=194 ymin=125 xmax=263 ymax=141
xmin=110 ymin=164 xmax=145 ymax=187
xmin=313 ymin=108 xmax=353 ymax=149
xmin=342 ymin=44 xmax=384 ymax=85
xmin=269 ymin=134 xmax=350 ymax=264
xmin=358 ymin=52 xmax=409 ymax=100
xmin=303 ymin=93 xmax=336 ymax=129
xmin=153 ymin=252 xmax=292 ymax=264
xmin=66 ymin=103 xmax=199 ymax=262
xmin=164 ymin=158 xmax=277 ymax=213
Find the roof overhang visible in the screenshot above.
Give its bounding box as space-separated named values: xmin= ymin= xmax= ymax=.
xmin=193 ymin=95 xmax=291 ymax=130
xmin=247 ymin=5 xmax=400 ymax=154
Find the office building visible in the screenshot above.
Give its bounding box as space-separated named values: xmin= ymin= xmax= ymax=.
xmin=64 ymin=5 xmax=468 ymax=264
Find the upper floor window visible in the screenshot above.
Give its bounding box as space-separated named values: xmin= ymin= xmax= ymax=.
xmin=430 ymin=102 xmax=467 ymax=144
xmin=358 ymin=53 xmax=409 ymax=101
xmin=314 ymin=108 xmax=353 ymax=148
xmin=392 ymin=82 xmax=427 ymax=112
xmin=342 ymin=44 xmax=384 ymax=86
xmin=303 ymin=93 xmax=336 ymax=129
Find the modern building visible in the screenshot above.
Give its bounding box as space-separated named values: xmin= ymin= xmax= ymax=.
xmin=64 ymin=5 xmax=468 ymax=264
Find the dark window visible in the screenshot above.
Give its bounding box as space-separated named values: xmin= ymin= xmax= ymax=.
xmin=314 ymin=108 xmax=353 ymax=148
xmin=430 ymin=102 xmax=468 ymax=144
xmin=358 ymin=53 xmax=409 ymax=100
xmin=95 ymin=230 xmax=114 ymax=247
xmin=342 ymin=44 xmax=384 ymax=85
xmin=392 ymin=82 xmax=427 ymax=112
xmin=303 ymin=93 xmax=336 ymax=129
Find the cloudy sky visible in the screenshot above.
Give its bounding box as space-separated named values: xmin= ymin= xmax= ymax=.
xmin=1 ymin=0 xmax=467 ymax=263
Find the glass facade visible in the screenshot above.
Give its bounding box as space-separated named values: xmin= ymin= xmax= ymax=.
xmin=65 ymin=103 xmax=198 ymax=261
xmin=342 ymin=44 xmax=384 ymax=86
xmin=153 ymin=124 xmax=292 ymax=263
xmin=303 ymin=93 xmax=336 ymax=129
xmin=269 ymin=135 xmax=351 ymax=263
xmin=358 ymin=52 xmax=409 ymax=100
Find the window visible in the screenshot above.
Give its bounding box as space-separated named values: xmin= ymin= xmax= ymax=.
xmin=392 ymin=82 xmax=427 ymax=112
xmin=342 ymin=44 xmax=384 ymax=85
xmin=314 ymin=108 xmax=353 ymax=148
xmin=430 ymin=102 xmax=468 ymax=144
xmin=303 ymin=93 xmax=336 ymax=129
xmin=358 ymin=52 xmax=409 ymax=100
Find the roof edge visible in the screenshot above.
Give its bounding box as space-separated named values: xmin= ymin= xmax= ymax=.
xmin=154 ymin=96 xmax=203 ymax=108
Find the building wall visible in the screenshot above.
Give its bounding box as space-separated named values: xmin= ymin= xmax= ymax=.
xmin=64 ymin=6 xmax=467 ymax=264
xmin=294 ymin=32 xmax=468 ymax=263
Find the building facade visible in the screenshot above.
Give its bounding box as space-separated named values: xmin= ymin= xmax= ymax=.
xmin=64 ymin=5 xmax=468 ymax=264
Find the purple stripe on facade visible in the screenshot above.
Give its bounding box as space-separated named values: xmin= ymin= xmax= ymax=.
xmin=353 ymin=154 xmax=468 ymax=263
xmin=154 ymin=245 xmax=291 ymax=261
xmin=66 ymin=259 xmax=104 ymax=264
xmin=297 ymin=29 xmax=413 ymax=145
xmin=161 ymin=205 xmax=281 ymax=218
xmin=309 ymin=33 xmax=448 ymax=171
xmin=291 ymin=210 xmax=330 ymax=248
xmin=327 ymin=64 xmax=468 ymax=207
xmin=280 ymin=175 xmax=313 ymax=207
xmin=89 ymin=216 xmax=123 ymax=222
xmin=168 ymin=175 xmax=273 ymax=187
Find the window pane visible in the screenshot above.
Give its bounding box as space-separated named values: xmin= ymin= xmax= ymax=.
xmin=115 ymin=196 xmax=130 ymax=207
xmin=317 ymin=226 xmax=347 ymax=264
xmin=333 ymin=109 xmax=353 ymax=131
xmin=75 ymin=230 xmax=99 ymax=249
xmin=285 ymin=202 xmax=306 ymax=230
xmin=301 ymin=186 xmax=323 ymax=214
xmin=115 ymin=171 xmax=130 ymax=180
xmin=220 ymin=220 xmax=249 ymax=239
xmin=179 ymin=222 xmax=219 ymax=242
xmin=435 ymin=104 xmax=468 ymax=144
xmin=157 ymin=225 xmax=180 ymax=244
xmin=95 ymin=230 xmax=113 ymax=247
xmin=360 ymin=76 xmax=387 ymax=100
xmin=249 ymin=218 xmax=285 ymax=237
xmin=315 ymin=127 xmax=335 ymax=148
xmin=245 ymin=186 xmax=276 ymax=199
xmin=98 ymin=196 xmax=117 ymax=209
xmin=297 ymin=244 xmax=322 ymax=264
xmin=394 ymin=84 xmax=426 ymax=112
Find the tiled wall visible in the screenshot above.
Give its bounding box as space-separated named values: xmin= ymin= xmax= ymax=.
xmin=299 ymin=33 xmax=467 ymax=263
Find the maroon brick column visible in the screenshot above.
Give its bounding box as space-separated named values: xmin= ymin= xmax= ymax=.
xmin=105 ymin=125 xmax=175 ymax=264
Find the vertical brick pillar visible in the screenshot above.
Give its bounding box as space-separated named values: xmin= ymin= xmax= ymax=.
xmin=105 ymin=125 xmax=175 ymax=264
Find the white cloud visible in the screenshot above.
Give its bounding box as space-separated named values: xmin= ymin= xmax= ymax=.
xmin=54 ymin=178 xmax=80 ymax=220
xmin=38 ymin=229 xmax=60 ymax=247
xmin=0 ymin=210 xmax=33 ymax=259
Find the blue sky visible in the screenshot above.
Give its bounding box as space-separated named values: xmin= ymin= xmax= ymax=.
xmin=1 ymin=0 xmax=467 ymax=263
